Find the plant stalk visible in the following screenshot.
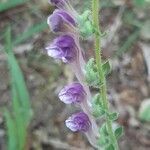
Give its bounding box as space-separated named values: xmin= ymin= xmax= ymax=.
xmin=92 ymin=0 xmax=119 ymax=149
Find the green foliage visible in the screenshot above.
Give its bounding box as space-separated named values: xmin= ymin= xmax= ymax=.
xmin=4 ymin=27 xmax=32 ymax=150
xmin=4 ymin=110 xmax=18 ymax=150
xmin=0 ymin=0 xmax=29 ymax=12
xmin=77 ymin=10 xmax=94 ymax=38
xmin=84 ymin=58 xmax=112 ymax=88
xmin=133 ymin=0 xmax=147 ymax=6
xmin=108 ymin=112 xmax=118 ymax=121
xmin=92 ymin=94 xmax=105 ymax=117
xmin=84 ymin=58 xmax=99 ymax=87
xmin=92 ymin=93 xmax=122 ymax=149
xmin=98 ymin=123 xmax=114 ymax=149
xmin=91 ymin=92 xmax=122 ymax=149
xmin=98 ymin=123 xmax=123 ymax=149
xmin=77 ymin=10 xmax=108 ymax=38
xmin=114 ymin=125 xmax=123 ymax=139
xmin=102 ymin=60 xmax=112 ymax=75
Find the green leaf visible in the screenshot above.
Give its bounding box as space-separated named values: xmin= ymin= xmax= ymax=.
xmin=139 ymin=99 xmax=150 ymax=122
xmin=5 ymin=27 xmax=32 ymax=123
xmin=77 ymin=10 xmax=94 ymax=38
xmin=98 ymin=136 xmax=110 ymax=147
xmin=92 ymin=104 xmax=105 ymax=118
xmin=99 ymin=123 xmax=108 ymax=136
xmin=108 ymin=112 xmax=118 ymax=121
xmin=98 ymin=123 xmax=110 ymax=147
xmin=133 ymin=0 xmax=146 ymax=6
xmin=102 ymin=60 xmax=112 ymax=75
xmin=84 ymin=58 xmax=111 ymax=87
xmin=4 ymin=110 xmax=18 ymax=150
xmin=4 ymin=27 xmax=33 ymax=150
xmin=114 ymin=126 xmax=123 ymax=139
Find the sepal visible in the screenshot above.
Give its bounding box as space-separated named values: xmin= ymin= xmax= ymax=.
xmin=77 ymin=10 xmax=94 ymax=38
xmin=107 ymin=112 xmax=118 ymax=121
xmin=102 ymin=60 xmax=112 ymax=76
xmin=114 ymin=125 xmax=123 ymax=139
xmin=92 ymin=94 xmax=105 ymax=117
xmin=84 ymin=58 xmax=111 ymax=88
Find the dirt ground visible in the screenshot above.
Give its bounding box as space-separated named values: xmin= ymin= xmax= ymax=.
xmin=0 ymin=0 xmax=150 ymax=150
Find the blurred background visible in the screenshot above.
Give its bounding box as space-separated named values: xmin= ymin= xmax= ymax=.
xmin=0 ymin=0 xmax=150 ymax=150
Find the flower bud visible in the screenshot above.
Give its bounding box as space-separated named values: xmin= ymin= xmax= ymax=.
xmin=58 ymin=83 xmax=86 ymax=104
xmin=65 ymin=112 xmax=91 ymax=132
xmin=45 ymin=34 xmax=77 ymax=63
xmin=47 ymin=9 xmax=76 ymax=33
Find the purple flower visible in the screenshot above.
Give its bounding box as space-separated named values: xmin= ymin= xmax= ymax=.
xmin=49 ymin=0 xmax=67 ymax=7
xmin=65 ymin=112 xmax=91 ymax=132
xmin=45 ymin=35 xmax=77 ymax=63
xmin=47 ymin=9 xmax=76 ymax=32
xmin=58 ymin=83 xmax=86 ymax=104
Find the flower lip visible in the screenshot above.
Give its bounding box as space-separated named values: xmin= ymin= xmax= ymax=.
xmin=58 ymin=83 xmax=86 ymax=104
xmin=47 ymin=9 xmax=76 ymax=33
xmin=65 ymin=112 xmax=91 ymax=132
xmin=45 ymin=34 xmax=77 ymax=63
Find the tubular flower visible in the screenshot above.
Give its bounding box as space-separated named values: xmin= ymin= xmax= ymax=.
xmin=65 ymin=112 xmax=91 ymax=132
xmin=45 ymin=34 xmax=77 ymax=63
xmin=47 ymin=9 xmax=76 ymax=33
xmin=58 ymin=83 xmax=86 ymax=104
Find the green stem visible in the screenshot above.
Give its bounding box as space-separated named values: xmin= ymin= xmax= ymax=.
xmin=92 ymin=0 xmax=119 ymax=149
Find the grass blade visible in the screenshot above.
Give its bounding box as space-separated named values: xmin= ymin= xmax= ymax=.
xmin=0 ymin=0 xmax=28 ymax=12
xmin=4 ymin=110 xmax=18 ymax=150
xmin=114 ymin=29 xmax=140 ymax=57
xmin=14 ymin=21 xmax=47 ymax=45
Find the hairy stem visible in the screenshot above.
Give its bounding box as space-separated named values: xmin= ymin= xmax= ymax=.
xmin=92 ymin=0 xmax=119 ymax=149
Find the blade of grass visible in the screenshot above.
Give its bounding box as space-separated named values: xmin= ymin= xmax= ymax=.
xmin=4 ymin=110 xmax=18 ymax=150
xmin=5 ymin=27 xmax=32 ymax=123
xmin=4 ymin=26 xmax=32 ymax=150
xmin=114 ymin=29 xmax=140 ymax=57
xmin=0 ymin=0 xmax=29 ymax=12
xmin=13 ymin=21 xmax=47 ymax=45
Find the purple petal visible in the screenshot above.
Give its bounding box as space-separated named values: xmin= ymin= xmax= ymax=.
xmin=65 ymin=112 xmax=91 ymax=132
xmin=55 ymin=9 xmax=76 ymax=26
xmin=58 ymin=83 xmax=86 ymax=104
xmin=45 ymin=45 xmax=62 ymax=59
xmin=46 ymin=35 xmax=77 ymax=63
xmin=47 ymin=9 xmax=76 ymax=33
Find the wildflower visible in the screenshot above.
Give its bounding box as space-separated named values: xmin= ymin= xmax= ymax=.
xmin=45 ymin=34 xmax=77 ymax=63
xmin=47 ymin=9 xmax=76 ymax=33
xmin=58 ymin=83 xmax=86 ymax=104
xmin=65 ymin=112 xmax=91 ymax=132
